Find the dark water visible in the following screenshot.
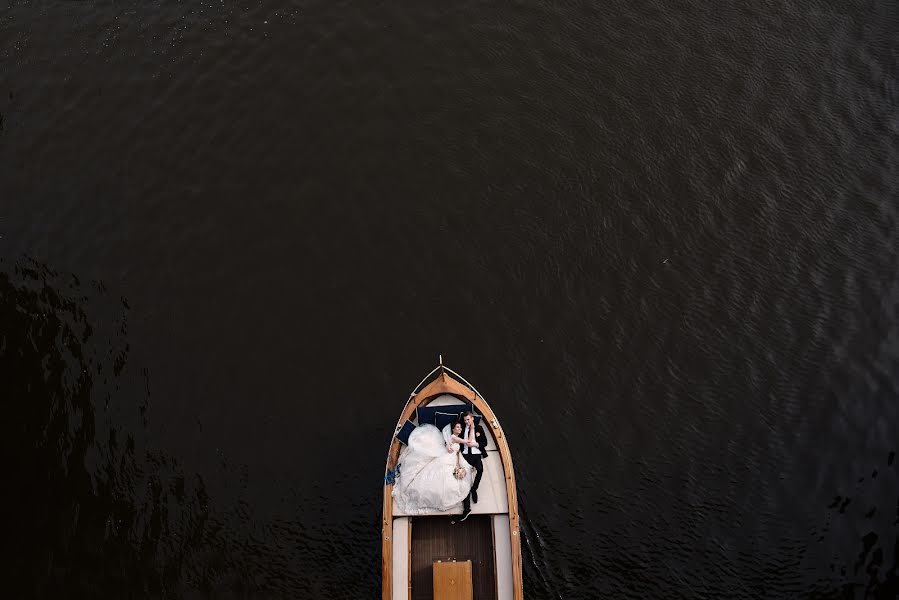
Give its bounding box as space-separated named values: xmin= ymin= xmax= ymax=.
xmin=2 ymin=0 xmax=898 ymax=597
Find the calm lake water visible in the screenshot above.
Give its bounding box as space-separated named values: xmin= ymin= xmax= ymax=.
xmin=2 ymin=0 xmax=898 ymax=598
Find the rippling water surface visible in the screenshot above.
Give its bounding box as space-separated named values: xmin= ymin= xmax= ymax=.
xmin=2 ymin=0 xmax=898 ymax=598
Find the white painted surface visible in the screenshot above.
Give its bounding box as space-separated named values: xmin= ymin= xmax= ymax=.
xmin=392 ymin=517 xmax=410 ymax=600
xmin=426 ymin=394 xmax=469 ymax=408
xmin=393 ymin=395 xmax=509 ymax=517
xmin=493 ymin=514 xmax=514 ymax=600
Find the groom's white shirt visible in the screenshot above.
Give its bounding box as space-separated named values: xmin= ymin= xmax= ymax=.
xmin=462 ymin=424 xmax=481 ymax=454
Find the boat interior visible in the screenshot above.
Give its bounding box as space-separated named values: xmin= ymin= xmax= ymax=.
xmin=390 ymin=394 xmax=515 ymax=600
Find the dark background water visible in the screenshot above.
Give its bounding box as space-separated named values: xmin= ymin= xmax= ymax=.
xmin=2 ymin=0 xmax=898 ymax=598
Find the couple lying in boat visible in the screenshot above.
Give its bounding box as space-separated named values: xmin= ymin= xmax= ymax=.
xmin=392 ymin=411 xmax=488 ymax=520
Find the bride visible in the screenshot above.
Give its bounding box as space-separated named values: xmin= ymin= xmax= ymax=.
xmin=392 ymin=420 xmax=475 ymax=514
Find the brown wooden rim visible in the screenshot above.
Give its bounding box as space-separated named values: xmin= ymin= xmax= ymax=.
xmin=407 ymin=519 xmax=412 ymax=600
xmin=382 ymin=367 xmax=523 ymax=600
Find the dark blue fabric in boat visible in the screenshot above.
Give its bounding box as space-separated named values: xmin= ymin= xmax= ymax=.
xmin=395 ymin=420 xmax=416 ymax=445
xmin=416 ymin=403 xmax=481 ymax=427
xmin=435 ymin=410 xmax=465 ymax=431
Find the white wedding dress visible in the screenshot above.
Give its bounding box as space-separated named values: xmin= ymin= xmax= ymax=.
xmin=392 ymin=424 xmax=475 ymax=514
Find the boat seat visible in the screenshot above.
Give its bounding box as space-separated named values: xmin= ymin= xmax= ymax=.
xmin=433 ymin=560 xmax=472 ymax=600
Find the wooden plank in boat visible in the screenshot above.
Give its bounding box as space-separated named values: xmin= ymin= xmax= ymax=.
xmin=433 ymin=560 xmax=472 ymax=600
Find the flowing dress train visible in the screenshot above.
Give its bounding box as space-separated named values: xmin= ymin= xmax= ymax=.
xmin=391 ymin=424 xmax=474 ymax=514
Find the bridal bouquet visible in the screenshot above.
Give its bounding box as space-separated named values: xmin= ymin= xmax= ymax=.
xmin=452 ymin=465 xmax=468 ymax=480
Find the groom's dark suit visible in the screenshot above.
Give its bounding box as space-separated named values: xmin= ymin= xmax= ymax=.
xmin=461 ymin=422 xmax=488 ymax=512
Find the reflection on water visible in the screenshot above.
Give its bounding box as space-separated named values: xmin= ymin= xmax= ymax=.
xmin=3 ymin=258 xmax=380 ymax=597
xmin=811 ymin=452 xmax=899 ymax=599
xmin=5 ymin=258 xmax=199 ymax=595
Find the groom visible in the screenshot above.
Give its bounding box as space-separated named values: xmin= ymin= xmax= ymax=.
xmin=459 ymin=410 xmax=488 ymax=521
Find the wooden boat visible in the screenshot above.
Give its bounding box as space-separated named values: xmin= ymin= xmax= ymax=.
xmin=382 ymin=359 xmax=523 ymax=600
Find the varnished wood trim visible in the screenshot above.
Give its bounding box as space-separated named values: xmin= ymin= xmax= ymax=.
xmin=491 ymin=517 xmax=499 ymax=599
xmin=383 ymin=485 xmax=393 ymax=600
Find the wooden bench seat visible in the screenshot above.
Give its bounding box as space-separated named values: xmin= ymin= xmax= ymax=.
xmin=433 ymin=560 xmax=472 ymax=600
